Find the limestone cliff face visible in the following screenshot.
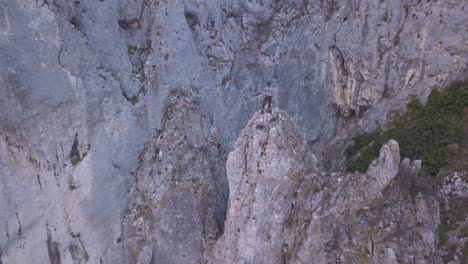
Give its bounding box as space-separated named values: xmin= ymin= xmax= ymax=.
xmin=209 ymin=109 xmax=440 ymax=263
xmin=0 ymin=0 xmax=466 ymax=263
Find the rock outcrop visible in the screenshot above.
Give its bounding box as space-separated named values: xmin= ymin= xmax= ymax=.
xmin=123 ymin=93 xmax=227 ymax=264
xmin=209 ymin=109 xmax=440 ymax=263
xmin=209 ymin=109 xmax=316 ymax=263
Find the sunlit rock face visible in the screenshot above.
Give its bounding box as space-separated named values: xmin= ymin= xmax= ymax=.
xmin=0 ymin=0 xmax=465 ymax=263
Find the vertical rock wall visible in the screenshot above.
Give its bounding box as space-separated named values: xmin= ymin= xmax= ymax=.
xmin=0 ymin=0 xmax=466 ymax=263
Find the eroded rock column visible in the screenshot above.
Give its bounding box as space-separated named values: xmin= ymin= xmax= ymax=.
xmin=123 ymin=93 xmax=227 ymax=264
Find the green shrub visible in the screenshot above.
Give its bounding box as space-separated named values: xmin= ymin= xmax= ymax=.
xmin=345 ymin=81 xmax=468 ymax=175
xmin=345 ymin=139 xmax=381 ymax=172
xmin=439 ymin=223 xmax=448 ymax=242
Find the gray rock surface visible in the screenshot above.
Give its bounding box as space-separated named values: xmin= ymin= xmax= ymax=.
xmin=1 ymin=0 xmax=150 ymax=262
xmin=209 ymin=110 xmax=440 ymax=263
xmin=439 ymin=171 xmax=468 ymax=264
xmin=209 ymin=109 xmax=317 ymax=263
xmin=0 ymin=0 xmax=466 ymax=263
xmin=293 ymin=141 xmax=440 ymax=263
xmin=122 ymin=93 xmax=227 ymax=264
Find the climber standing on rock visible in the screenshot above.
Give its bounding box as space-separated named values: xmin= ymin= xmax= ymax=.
xmin=256 ymin=81 xmax=275 ymax=113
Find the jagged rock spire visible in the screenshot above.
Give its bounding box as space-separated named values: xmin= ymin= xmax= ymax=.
xmin=209 ymin=108 xmax=317 ymax=263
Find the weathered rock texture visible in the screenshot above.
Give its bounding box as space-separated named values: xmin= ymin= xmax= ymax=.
xmin=209 ymin=109 xmax=316 ymax=263
xmin=439 ymin=171 xmax=468 ymax=263
xmin=122 ymin=93 xmax=227 ymax=264
xmin=210 ymin=110 xmax=440 ymax=263
xmin=0 ymin=0 xmax=466 ymax=263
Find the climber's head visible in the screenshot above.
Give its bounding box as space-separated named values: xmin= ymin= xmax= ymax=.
xmin=267 ymin=81 xmax=271 ymax=86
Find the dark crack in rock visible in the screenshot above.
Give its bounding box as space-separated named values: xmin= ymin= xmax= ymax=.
xmin=46 ymin=227 xmax=61 ymax=264
xmin=69 ymin=133 xmax=80 ymax=166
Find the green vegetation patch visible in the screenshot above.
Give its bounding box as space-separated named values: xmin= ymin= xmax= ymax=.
xmin=460 ymin=227 xmax=468 ymax=238
xmin=463 ymin=245 xmax=468 ymax=257
xmin=346 ymin=81 xmax=468 ymax=175
xmin=439 ymin=223 xmax=449 ymax=242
